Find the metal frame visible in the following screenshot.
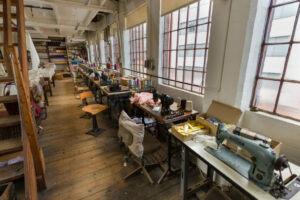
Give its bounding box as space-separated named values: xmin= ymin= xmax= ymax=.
xmin=129 ymin=23 xmax=147 ymax=77
xmin=162 ymin=0 xmax=213 ymax=94
xmin=251 ymin=0 xmax=300 ymax=122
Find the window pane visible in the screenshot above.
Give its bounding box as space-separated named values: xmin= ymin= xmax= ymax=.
xmin=188 ymin=2 xmax=198 ymax=27
xmin=172 ymin=11 xmax=179 ymax=30
xmin=178 ymin=29 xmax=186 ymax=48
xmin=274 ymin=0 xmax=296 ymax=5
xmin=268 ymin=3 xmax=298 ymax=43
xmin=294 ymin=16 xmax=300 ymax=41
xmin=260 ymin=44 xmax=289 ymax=78
xmin=285 ymin=44 xmax=300 ymax=80
xmin=171 ymin=31 xmax=178 ymax=50
xmin=185 ymin=50 xmax=194 ymax=70
xmin=170 ymin=51 xmax=176 ymax=68
xmin=198 ymin=0 xmax=210 ymax=24
xmin=193 ymin=71 xmax=203 ymax=86
xmin=170 ymin=69 xmax=176 ymax=86
xmin=196 ymin=25 xmax=208 ymax=48
xmin=195 ymin=50 xmax=205 ymax=71
xmin=254 ymin=80 xmax=280 ymax=112
xmin=179 ymin=7 xmax=187 ymax=28
xmin=163 ymin=68 xmax=169 ymax=84
xmin=277 ymin=82 xmax=300 ymax=119
xmin=163 ymin=51 xmax=169 ymax=67
xmin=176 ymin=69 xmax=183 ymax=88
xmin=187 ymin=27 xmax=196 ymax=47
xmin=164 ymin=14 xmax=171 ymax=32
xmin=178 ymin=50 xmax=184 ymax=69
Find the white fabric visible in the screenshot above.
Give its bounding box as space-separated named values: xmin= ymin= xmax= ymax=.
xmin=118 ymin=111 xmax=145 ymax=158
xmin=26 ymin=32 xmax=40 ymax=70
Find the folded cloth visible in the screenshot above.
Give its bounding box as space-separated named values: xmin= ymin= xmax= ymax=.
xmin=130 ymin=92 xmax=161 ymax=106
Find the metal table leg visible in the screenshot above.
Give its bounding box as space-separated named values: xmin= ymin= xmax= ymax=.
xmin=181 ymin=146 xmax=189 ymax=200
xmin=157 ymin=131 xmax=180 ymax=184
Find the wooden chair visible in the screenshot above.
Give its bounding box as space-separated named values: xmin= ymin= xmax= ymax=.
xmin=82 ymin=104 xmax=108 ymax=137
xmin=119 ymin=113 xmax=166 ymax=184
xmin=74 ymin=85 xmax=90 ymax=99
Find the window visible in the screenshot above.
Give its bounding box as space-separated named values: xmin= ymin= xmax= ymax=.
xmin=113 ymin=32 xmax=120 ymax=65
xmin=129 ymin=23 xmax=147 ymax=77
xmin=162 ymin=0 xmax=213 ymax=94
xmin=251 ymin=0 xmax=300 ymax=121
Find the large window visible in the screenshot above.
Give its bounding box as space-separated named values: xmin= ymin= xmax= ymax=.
xmin=129 ymin=23 xmax=147 ymax=77
xmin=251 ymin=0 xmax=300 ymax=121
xmin=162 ymin=0 xmax=212 ymax=94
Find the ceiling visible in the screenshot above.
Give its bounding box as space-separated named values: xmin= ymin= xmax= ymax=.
xmin=23 ymin=0 xmax=118 ymax=41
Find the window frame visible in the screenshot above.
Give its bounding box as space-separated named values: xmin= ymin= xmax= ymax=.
xmin=129 ymin=23 xmax=147 ymax=77
xmin=161 ymin=0 xmax=213 ymax=94
xmin=251 ymin=0 xmax=300 ymax=121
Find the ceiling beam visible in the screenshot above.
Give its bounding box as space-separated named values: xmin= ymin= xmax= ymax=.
xmin=26 ymin=20 xmax=97 ymax=31
xmin=24 ymin=0 xmax=115 ymax=13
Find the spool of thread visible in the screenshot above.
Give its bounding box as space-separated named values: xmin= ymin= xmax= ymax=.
xmin=137 ymin=79 xmax=141 ymax=88
xmin=185 ymin=100 xmax=193 ymax=112
xmin=181 ymin=99 xmax=186 ymax=110
xmin=129 ymin=79 xmax=134 ymax=88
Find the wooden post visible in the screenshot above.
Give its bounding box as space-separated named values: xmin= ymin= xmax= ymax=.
xmin=3 ymin=0 xmax=13 ymax=77
xmin=16 ymin=0 xmax=29 ymax=88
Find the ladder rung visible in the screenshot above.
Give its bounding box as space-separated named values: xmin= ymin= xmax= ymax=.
xmin=0 ymin=43 xmax=18 ymax=46
xmin=0 ymin=137 xmax=22 ymax=155
xmin=0 ymin=162 xmax=24 ymax=185
xmin=0 ymin=115 xmax=20 ymax=128
xmin=0 ymin=0 xmax=17 ymax=6
xmin=0 ymin=95 xmax=18 ymax=104
xmin=0 ymin=77 xmax=14 ymax=83
xmin=0 ymin=27 xmax=18 ymax=32
xmin=0 ymin=12 xmax=17 ymax=19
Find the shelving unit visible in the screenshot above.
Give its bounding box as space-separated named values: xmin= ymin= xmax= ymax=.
xmin=33 ymin=39 xmax=69 ymax=71
xmin=47 ymin=41 xmax=69 ymax=71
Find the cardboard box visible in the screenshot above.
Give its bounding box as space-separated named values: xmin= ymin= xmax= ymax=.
xmin=172 ymin=120 xmax=209 ymax=142
xmin=197 ymin=100 xmax=243 ymax=136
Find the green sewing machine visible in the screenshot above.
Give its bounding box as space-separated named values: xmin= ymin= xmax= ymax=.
xmin=205 ymin=123 xmax=277 ymax=191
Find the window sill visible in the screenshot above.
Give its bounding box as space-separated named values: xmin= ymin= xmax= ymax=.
xmin=247 ymin=109 xmax=300 ymax=127
xmin=158 ymin=83 xmax=204 ymax=98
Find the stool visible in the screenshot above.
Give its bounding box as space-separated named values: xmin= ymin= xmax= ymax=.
xmin=82 ymin=104 xmax=108 ymax=137
xmin=79 ymin=91 xmax=94 ymax=119
xmin=74 ymin=86 xmax=90 ymax=98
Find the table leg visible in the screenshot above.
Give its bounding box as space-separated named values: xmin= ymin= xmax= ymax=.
xmin=157 ymin=131 xmax=180 ymax=184
xmin=108 ymin=96 xmax=112 ymax=120
xmin=180 ymin=146 xmax=189 ymax=200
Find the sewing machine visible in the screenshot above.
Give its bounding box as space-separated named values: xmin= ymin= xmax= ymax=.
xmin=205 ymin=123 xmax=278 ymax=191
xmin=152 ymin=90 xmax=174 ymax=115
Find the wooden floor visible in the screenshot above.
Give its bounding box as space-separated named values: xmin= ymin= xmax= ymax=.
xmin=37 ymin=78 xmax=188 ymax=200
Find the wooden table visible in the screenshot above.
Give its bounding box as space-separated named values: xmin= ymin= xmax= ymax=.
xmin=170 ymin=129 xmax=300 ymax=200
xmin=134 ymin=102 xmax=199 ymax=183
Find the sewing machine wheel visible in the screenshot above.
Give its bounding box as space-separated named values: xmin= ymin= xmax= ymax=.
xmin=275 ymin=155 xmax=289 ymax=171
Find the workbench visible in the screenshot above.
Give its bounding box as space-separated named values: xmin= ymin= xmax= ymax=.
xmin=134 ymin=103 xmax=199 ymax=183
xmin=169 ymin=129 xmax=300 ymax=200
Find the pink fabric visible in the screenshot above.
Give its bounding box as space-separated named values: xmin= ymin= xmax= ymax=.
xmin=130 ymin=92 xmax=161 ymax=106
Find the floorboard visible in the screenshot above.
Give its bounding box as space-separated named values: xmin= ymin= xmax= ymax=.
xmin=37 ymin=79 xmax=186 ymax=200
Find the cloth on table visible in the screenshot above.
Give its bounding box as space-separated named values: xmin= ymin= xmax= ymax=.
xmin=130 ymin=92 xmax=161 ymax=106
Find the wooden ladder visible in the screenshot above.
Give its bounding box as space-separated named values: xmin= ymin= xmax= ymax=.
xmin=0 ymin=0 xmax=46 ymax=199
